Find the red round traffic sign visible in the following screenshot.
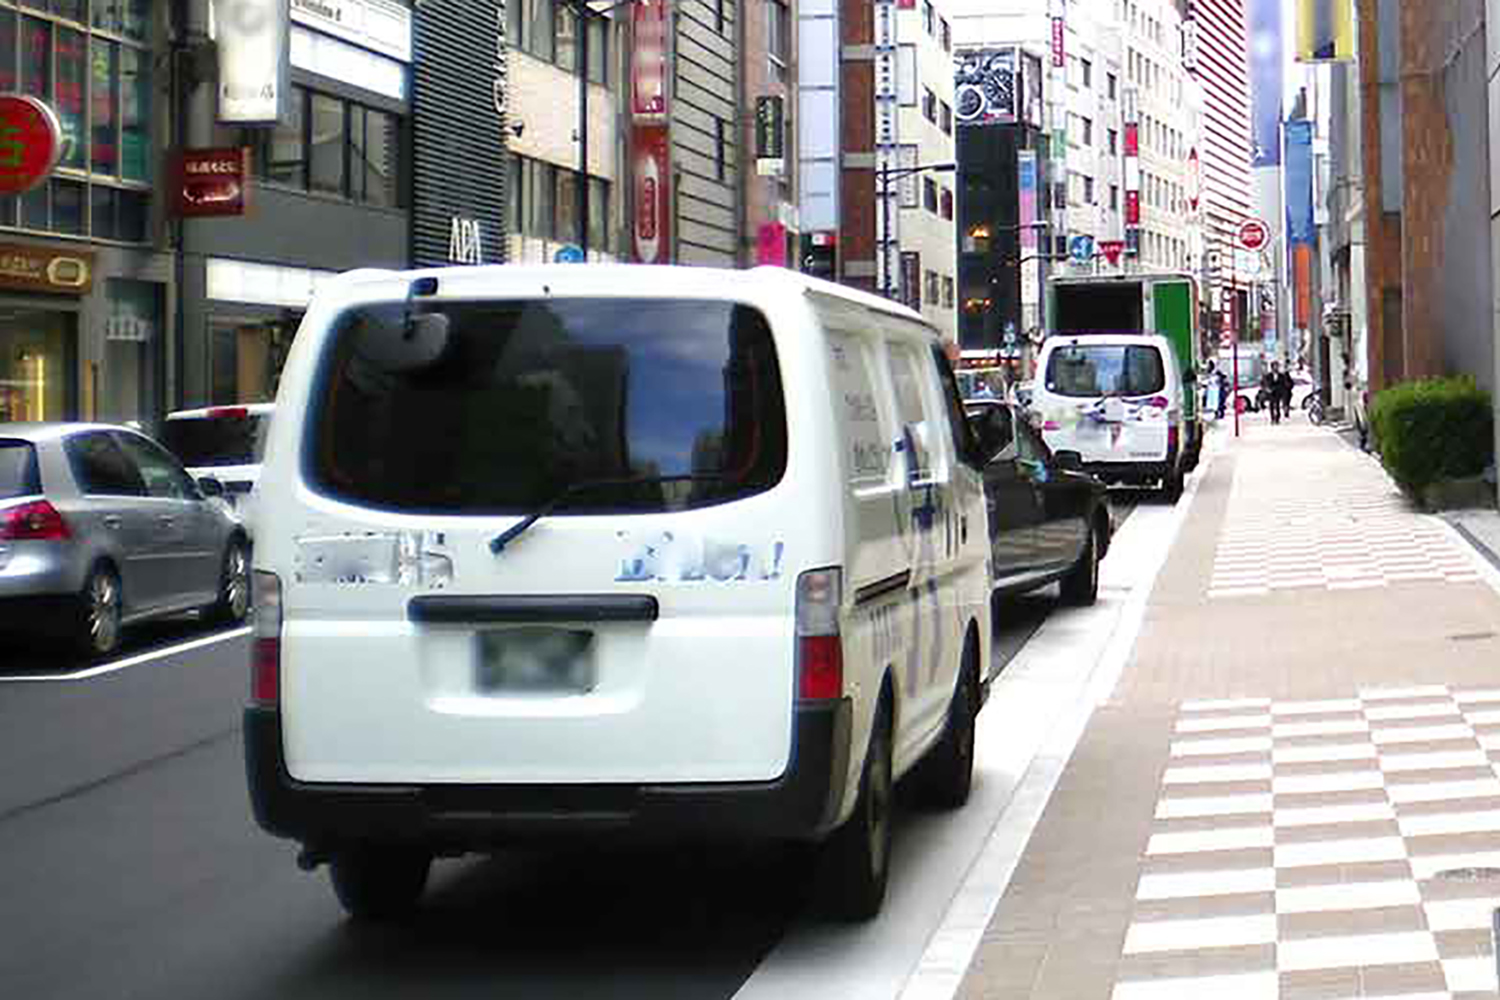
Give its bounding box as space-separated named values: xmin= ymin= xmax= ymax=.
xmin=1238 ymin=218 xmax=1270 ymax=251
xmin=0 ymin=95 xmax=62 ymax=196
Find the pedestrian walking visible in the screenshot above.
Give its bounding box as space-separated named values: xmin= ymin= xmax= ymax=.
xmin=1262 ymin=364 xmax=1283 ymax=424
xmin=1216 ymin=367 xmax=1230 ymax=419
xmin=1275 ymin=366 xmax=1295 ymax=421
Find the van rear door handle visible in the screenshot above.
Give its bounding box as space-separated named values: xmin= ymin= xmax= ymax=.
xmin=102 ymin=514 xmax=121 ymax=529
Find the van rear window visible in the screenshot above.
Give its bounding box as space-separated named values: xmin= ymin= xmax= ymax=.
xmin=1045 ymin=344 xmax=1165 ymax=398
xmin=307 ymin=297 xmax=788 ymax=514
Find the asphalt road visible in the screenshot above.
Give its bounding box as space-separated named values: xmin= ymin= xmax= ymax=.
xmin=0 ymin=500 xmax=1144 ymax=1000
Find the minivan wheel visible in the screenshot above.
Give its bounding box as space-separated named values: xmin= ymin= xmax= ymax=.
xmin=75 ymin=564 xmax=122 ymax=659
xmin=209 ymin=539 xmax=250 ymax=625
xmin=823 ymin=699 xmax=894 ymax=922
xmin=917 ymin=641 xmax=979 ymax=810
xmin=329 ymin=845 xmax=432 ymax=922
xmin=1060 ymin=526 xmax=1100 ymax=606
xmin=1161 ymin=468 xmax=1184 ymax=503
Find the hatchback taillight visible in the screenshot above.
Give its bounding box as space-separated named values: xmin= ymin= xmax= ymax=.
xmin=251 ymin=570 xmax=282 ymax=707
xmin=0 ymin=499 xmax=70 ymax=541
xmin=796 ymin=568 xmax=844 ymax=700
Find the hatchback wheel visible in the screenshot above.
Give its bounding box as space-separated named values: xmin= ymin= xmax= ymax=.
xmin=76 ymin=565 xmax=122 ymax=659
xmin=210 ymin=539 xmax=250 ymax=625
xmin=1060 ymin=525 xmax=1100 ymax=606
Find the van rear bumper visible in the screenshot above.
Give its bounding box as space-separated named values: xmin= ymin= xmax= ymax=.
xmin=244 ymin=701 xmax=854 ymax=851
xmin=1081 ymin=460 xmax=1169 ymax=485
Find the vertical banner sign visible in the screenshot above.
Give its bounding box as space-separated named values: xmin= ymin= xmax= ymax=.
xmin=875 ymin=0 xmax=900 ymax=296
xmin=633 ymin=125 xmax=670 ymax=263
xmin=756 ymin=222 xmax=787 ymax=266
xmin=754 ymin=96 xmax=784 ymax=159
xmin=1248 ymin=0 xmax=1284 ymax=167
xmin=901 ymin=251 xmax=921 ymax=309
xmin=1296 ymin=0 xmax=1353 ymax=63
xmin=1284 ymin=118 xmax=1315 ymax=327
xmin=632 ymin=0 xmax=667 ymax=116
xmin=1018 ymin=150 xmax=1040 ymax=311
xmin=215 ymin=0 xmax=290 ymax=124
xmin=1051 ymin=17 xmax=1065 ymax=67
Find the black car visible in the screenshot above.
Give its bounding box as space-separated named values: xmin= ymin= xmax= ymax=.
xmin=965 ymin=399 xmax=1113 ymax=605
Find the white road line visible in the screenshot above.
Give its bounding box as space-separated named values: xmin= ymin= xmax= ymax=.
xmin=0 ymin=627 xmax=250 ymax=682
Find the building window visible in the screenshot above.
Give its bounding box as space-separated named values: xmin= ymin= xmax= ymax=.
xmin=1108 ymin=127 xmax=1118 ymax=154
xmin=923 ymin=176 xmax=938 ymax=212
xmin=940 ymin=17 xmax=950 ymax=52
xmin=942 ymin=275 xmax=954 ymax=308
xmin=768 ymin=0 xmax=788 ymax=65
xmin=940 ymin=186 xmax=953 ymax=220
xmin=922 ymin=0 xmax=934 ymax=36
xmin=939 ymin=100 xmax=952 ymax=134
xmin=1081 ymin=117 xmax=1092 ymax=147
xmin=922 ymin=87 xmax=936 ymax=124
xmin=1084 ymin=176 xmax=1094 ymax=204
xmin=247 ymin=86 xmax=403 ymax=208
xmin=0 ymin=3 xmax=153 ymax=241
xmin=925 ymin=269 xmax=939 ymax=305
xmin=716 ymin=0 xmax=725 ymax=35
xmin=1107 ymin=71 xmax=1117 ymax=100
xmin=1081 ymin=58 xmax=1092 ymax=89
xmin=715 ymin=116 xmax=727 ymax=181
xmin=511 ymin=154 xmax=613 ymax=251
xmin=1110 ymin=184 xmax=1119 ymax=211
xmin=510 ymin=0 xmax=613 ymax=86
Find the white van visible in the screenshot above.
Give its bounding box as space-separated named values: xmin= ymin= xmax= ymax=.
xmin=245 ymin=265 xmax=993 ymax=922
xmin=1032 ymin=333 xmax=1188 ymax=499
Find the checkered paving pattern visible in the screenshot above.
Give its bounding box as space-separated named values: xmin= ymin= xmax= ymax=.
xmin=1209 ymin=432 xmax=1479 ymax=599
xmin=1113 ymin=688 xmax=1500 ymax=1000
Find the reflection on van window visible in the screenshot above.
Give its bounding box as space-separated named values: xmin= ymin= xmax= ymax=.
xmin=1045 ymin=344 xmax=1165 ymax=398
xmin=308 ymin=298 xmax=788 ymax=514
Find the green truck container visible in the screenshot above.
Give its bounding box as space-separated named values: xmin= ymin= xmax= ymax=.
xmin=1047 ymin=273 xmax=1205 ymax=471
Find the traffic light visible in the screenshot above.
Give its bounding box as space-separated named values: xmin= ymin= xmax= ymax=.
xmin=802 ymin=232 xmax=837 ymax=280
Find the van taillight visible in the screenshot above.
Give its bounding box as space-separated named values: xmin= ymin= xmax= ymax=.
xmin=796 ymin=568 xmax=843 ymax=700
xmin=251 ymin=570 xmax=282 ymax=707
xmin=1168 ymin=425 xmax=1180 ymax=453
xmin=0 ymin=500 xmax=70 ymax=541
xmin=207 ymin=406 xmax=249 ymax=419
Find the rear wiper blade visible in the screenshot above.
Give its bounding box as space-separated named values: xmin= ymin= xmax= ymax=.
xmin=489 ymin=474 xmax=729 ymax=555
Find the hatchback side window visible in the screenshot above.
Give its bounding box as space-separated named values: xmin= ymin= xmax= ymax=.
xmin=115 ymin=433 xmax=199 ymax=500
xmin=65 ymin=432 xmax=146 ymax=497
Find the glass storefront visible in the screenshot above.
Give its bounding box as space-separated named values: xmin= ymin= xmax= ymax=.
xmin=211 ymin=317 xmax=297 ymax=405
xmin=0 ymin=309 xmax=74 ymax=422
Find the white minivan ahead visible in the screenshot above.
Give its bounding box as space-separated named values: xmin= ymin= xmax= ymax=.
xmin=245 ymin=265 xmax=993 ymax=922
xmin=1032 ymin=333 xmax=1190 ymax=500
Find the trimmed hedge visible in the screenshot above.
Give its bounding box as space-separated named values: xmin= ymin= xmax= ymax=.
xmin=1369 ymin=376 xmax=1493 ymax=496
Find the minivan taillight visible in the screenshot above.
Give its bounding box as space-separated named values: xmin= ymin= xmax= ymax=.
xmin=796 ymin=568 xmax=843 ymax=700
xmin=251 ymin=570 xmax=282 ymax=707
xmin=0 ymin=500 xmax=70 ymax=541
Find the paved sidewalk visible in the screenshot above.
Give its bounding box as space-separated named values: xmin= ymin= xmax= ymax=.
xmin=957 ymin=417 xmax=1500 ymax=1000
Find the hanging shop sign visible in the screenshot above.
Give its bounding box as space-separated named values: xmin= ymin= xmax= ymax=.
xmin=0 ymin=242 xmax=93 ymax=294
xmin=0 ymin=96 xmax=62 ymax=195
xmin=170 ymin=147 xmax=250 ymax=217
xmin=632 ymin=0 xmax=668 ymax=116
xmin=215 ymin=0 xmax=291 ymax=124
xmin=633 ymin=124 xmax=670 ymax=264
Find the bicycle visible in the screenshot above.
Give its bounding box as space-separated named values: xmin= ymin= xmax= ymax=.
xmin=1305 ymin=388 xmax=1327 ymax=426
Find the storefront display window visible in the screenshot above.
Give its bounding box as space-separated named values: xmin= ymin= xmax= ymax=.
xmin=0 ymin=310 xmax=73 ymax=422
xmin=211 ymin=318 xmax=297 ymax=405
xmin=0 ymin=1 xmax=153 ymax=241
xmin=98 ymin=279 xmax=159 ymax=422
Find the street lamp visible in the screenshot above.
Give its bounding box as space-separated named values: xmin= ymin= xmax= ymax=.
xmin=877 ymin=161 xmax=955 ymax=300
xmin=557 ymin=0 xmax=640 ymax=259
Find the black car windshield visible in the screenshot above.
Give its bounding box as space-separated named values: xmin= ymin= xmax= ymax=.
xmin=0 ymin=440 xmax=39 ymax=498
xmin=308 ymin=297 xmax=789 ymax=514
xmin=1046 ymin=344 xmax=1165 ymax=398
xmin=161 ymin=413 xmax=271 ymax=467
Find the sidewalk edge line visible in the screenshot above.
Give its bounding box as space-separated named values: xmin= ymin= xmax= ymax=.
xmin=0 ymin=626 xmax=252 ymax=682
xmin=894 ymin=442 xmax=1210 ymax=1000
xmin=1439 ymin=518 xmax=1500 ymax=598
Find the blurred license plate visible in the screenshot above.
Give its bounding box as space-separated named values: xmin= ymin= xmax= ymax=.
xmin=475 ymin=628 xmax=596 ymax=694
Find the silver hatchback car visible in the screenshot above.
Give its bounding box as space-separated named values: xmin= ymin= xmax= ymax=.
xmin=0 ymin=423 xmax=251 ymax=658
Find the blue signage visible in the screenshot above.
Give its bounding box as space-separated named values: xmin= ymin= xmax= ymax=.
xmin=1068 ymin=235 xmax=1095 ymax=263
xmin=1249 ymin=0 xmax=1284 ymax=168
xmin=1284 ymin=119 xmax=1315 ymax=246
xmin=554 ymin=244 xmax=586 ymax=263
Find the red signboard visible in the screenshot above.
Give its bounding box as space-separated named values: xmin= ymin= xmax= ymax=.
xmin=1123 ymin=123 xmax=1139 ymax=157
xmin=1186 ymin=148 xmax=1201 ymax=211
xmin=632 ymin=0 xmax=668 ymax=116
xmin=633 ymin=124 xmax=670 ymax=264
xmin=1099 ymin=240 xmax=1125 ymax=266
xmin=1238 ymin=218 xmax=1270 ymax=251
xmin=756 ymin=222 xmax=787 ymax=267
xmin=170 ymin=147 xmax=250 ymax=217
xmin=0 ymin=95 xmax=62 ymax=195
xmin=1051 ymin=17 xmax=1065 ymax=67
xmin=1125 ymin=190 xmax=1140 ymax=225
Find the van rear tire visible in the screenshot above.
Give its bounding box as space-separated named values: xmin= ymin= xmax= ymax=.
xmin=823 ymin=698 xmax=893 ymax=922
xmin=329 ymin=845 xmax=432 ymax=922
xmin=1161 ymin=467 xmax=1184 ymax=503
